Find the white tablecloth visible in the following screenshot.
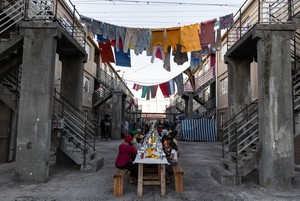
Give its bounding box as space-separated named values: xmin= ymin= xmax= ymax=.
xmin=134 ymin=156 xmax=169 ymax=165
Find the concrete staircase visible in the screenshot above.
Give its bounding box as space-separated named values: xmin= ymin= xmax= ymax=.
xmin=52 ymin=90 xmax=103 ymax=172
xmin=211 ymin=100 xmax=259 ymax=185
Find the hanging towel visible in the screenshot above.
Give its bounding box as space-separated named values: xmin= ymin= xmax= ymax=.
xmin=180 ymin=24 xmax=201 ymax=52
xmin=98 ymin=41 xmax=115 ymax=63
xmin=114 ymin=47 xmax=131 ymax=67
xmin=141 ymin=86 xmax=149 ymax=98
xmin=219 ymin=13 xmax=234 ymax=30
xmin=150 ymin=85 xmax=158 ymax=98
xmin=210 ymin=53 xmax=216 ymax=68
xmin=91 ymin=19 xmax=103 ymax=35
xmin=174 ymin=73 xmax=184 ymax=96
xmin=200 ymin=19 xmax=217 ymax=46
xmin=190 ymin=51 xmax=202 ymax=67
xmin=146 ymin=89 xmax=150 ymax=100
xmin=159 ymin=82 xmax=170 ymax=98
xmin=165 ymin=27 xmax=180 ymax=53
xmin=133 ymin=83 xmax=140 ymax=91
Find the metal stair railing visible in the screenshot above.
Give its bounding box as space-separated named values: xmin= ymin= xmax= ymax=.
xmin=1 ymin=65 xmax=21 ymax=103
xmin=0 ymin=0 xmax=86 ymax=48
xmin=53 ymin=89 xmax=98 ymax=154
xmin=221 ymin=100 xmax=259 ymax=177
xmin=97 ymin=66 xmax=126 ymax=92
xmin=227 ymin=0 xmax=295 ymax=50
xmin=92 ymin=87 xmax=112 ymax=108
xmin=222 ymin=99 xmax=258 ymax=157
xmin=293 ymin=68 xmax=300 ymax=115
xmin=194 ymin=67 xmax=215 ymax=94
xmin=0 ymin=0 xmax=25 ymax=35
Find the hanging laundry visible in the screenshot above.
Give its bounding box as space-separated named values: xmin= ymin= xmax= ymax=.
xmin=163 ymin=46 xmax=171 ymax=72
xmin=115 ymin=26 xmax=126 ymax=52
xmin=165 ymin=27 xmax=180 ymax=53
xmin=91 ymin=19 xmax=103 ymax=35
xmin=219 ymin=13 xmax=234 ymax=30
xmin=211 ymin=29 xmax=222 ymax=50
xmin=210 ymin=53 xmax=216 ymax=68
xmin=191 ymin=51 xmax=202 ymax=68
xmin=80 ymin=15 xmax=92 ymax=33
xmin=141 ymin=86 xmax=149 ymax=98
xmin=123 ymin=28 xmax=138 ymax=53
xmin=174 ymin=73 xmax=184 ymax=96
xmin=150 ymin=85 xmax=158 ymax=98
xmin=114 ymin=47 xmax=131 ymax=67
xmin=173 ymin=44 xmax=188 ymax=65
xmin=200 ymin=19 xmax=217 ymax=46
xmin=159 ymin=82 xmax=170 ymax=98
xmin=180 ymin=24 xmax=201 ymax=52
xmin=103 ymin=22 xmax=116 ymax=40
xmin=98 ymin=41 xmax=115 ymax=63
xmin=151 ymin=29 xmax=165 ymax=51
xmin=110 ymin=37 xmax=123 ymax=50
xmin=151 ymin=46 xmax=164 ymax=63
xmin=133 ymin=83 xmax=140 ymax=91
xmin=168 ymin=80 xmax=175 ymax=95
xmin=96 ymin=34 xmax=107 ymax=43
xmin=146 ymin=89 xmax=150 ymax=100
xmin=135 ymin=29 xmax=151 ymax=56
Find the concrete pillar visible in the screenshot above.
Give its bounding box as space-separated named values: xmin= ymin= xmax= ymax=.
xmin=183 ymin=92 xmax=194 ymax=119
xmin=187 ymin=93 xmax=194 ymax=119
xmin=225 ymin=57 xmax=252 ymax=118
xmin=254 ymin=25 xmax=295 ymax=188
xmin=15 ymin=23 xmax=59 ymax=182
xmin=60 ymin=56 xmax=85 ymax=109
xmin=111 ymin=92 xmax=123 ymax=140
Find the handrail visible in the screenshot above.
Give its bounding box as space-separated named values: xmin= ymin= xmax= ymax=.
xmin=0 ymin=0 xmax=85 ymax=48
xmin=227 ymin=0 xmax=295 ymax=50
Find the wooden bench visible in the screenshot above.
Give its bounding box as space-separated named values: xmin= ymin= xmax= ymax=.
xmin=113 ymin=169 xmax=128 ymax=196
xmin=172 ymin=163 xmax=184 ymax=192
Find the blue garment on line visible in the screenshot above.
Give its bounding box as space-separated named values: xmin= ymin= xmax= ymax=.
xmin=114 ymin=47 xmax=131 ymax=67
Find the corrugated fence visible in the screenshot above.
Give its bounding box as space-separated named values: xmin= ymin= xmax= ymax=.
xmin=180 ymin=119 xmax=216 ymax=141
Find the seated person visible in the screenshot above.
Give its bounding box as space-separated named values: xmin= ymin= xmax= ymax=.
xmin=166 ymin=141 xmax=178 ymax=183
xmin=115 ymin=134 xmax=138 ymax=184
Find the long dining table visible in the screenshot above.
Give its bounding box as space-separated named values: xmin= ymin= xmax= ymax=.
xmin=133 ymin=154 xmax=169 ymax=197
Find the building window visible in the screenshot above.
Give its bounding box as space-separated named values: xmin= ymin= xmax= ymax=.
xmin=83 ymin=76 xmax=91 ymax=93
xmin=220 ymin=112 xmax=227 ymax=128
xmin=220 ymin=77 xmax=228 ymax=95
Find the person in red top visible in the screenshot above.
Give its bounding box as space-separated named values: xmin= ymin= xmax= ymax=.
xmin=115 ymin=134 xmax=138 ymax=183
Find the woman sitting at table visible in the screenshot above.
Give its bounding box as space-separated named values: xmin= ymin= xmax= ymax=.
xmin=115 ymin=134 xmax=138 ymax=184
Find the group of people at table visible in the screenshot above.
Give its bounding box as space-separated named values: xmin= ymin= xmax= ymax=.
xmin=115 ymin=125 xmax=179 ymax=184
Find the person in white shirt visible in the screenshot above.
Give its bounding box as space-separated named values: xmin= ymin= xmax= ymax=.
xmin=166 ymin=141 xmax=178 ymax=183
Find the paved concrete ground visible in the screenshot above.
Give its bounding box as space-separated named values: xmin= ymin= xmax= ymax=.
xmin=1 ymin=140 xmax=300 ymax=201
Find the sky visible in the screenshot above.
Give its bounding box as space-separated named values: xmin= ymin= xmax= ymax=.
xmin=72 ymin=0 xmax=247 ymax=112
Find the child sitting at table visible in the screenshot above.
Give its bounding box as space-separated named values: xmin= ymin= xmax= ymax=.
xmin=166 ymin=141 xmax=178 ymax=184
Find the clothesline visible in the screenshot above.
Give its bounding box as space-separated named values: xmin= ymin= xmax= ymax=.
xmin=80 ymin=13 xmax=234 ymax=99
